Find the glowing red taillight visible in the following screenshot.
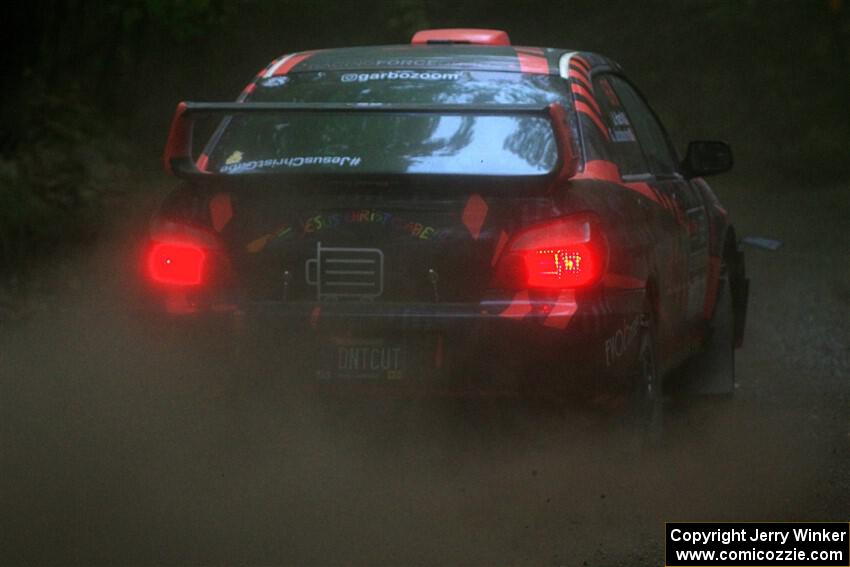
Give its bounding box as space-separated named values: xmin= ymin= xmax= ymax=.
xmin=523 ymin=243 xmax=600 ymax=288
xmin=146 ymin=241 xmax=206 ymax=286
xmin=494 ymin=214 xmax=606 ymax=290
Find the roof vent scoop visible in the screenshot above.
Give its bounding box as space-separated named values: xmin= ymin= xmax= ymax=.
xmin=411 ymin=28 xmax=511 ymax=46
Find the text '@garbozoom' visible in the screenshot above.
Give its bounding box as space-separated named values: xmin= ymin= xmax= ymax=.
xmin=666 ymin=523 xmax=849 ymax=566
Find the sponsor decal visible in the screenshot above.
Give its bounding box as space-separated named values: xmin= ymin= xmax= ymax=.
xmin=245 ymin=209 xmax=450 ymax=253
xmin=245 ymin=224 xmax=294 ymax=253
xmin=610 ymin=127 xmax=636 ymax=142
xmin=245 ymin=235 xmax=271 ymax=254
xmin=340 ymin=70 xmax=460 ymax=83
xmin=608 ymin=110 xmax=638 ymax=140
xmin=220 ymin=155 xmax=362 ymax=174
xmin=298 ymin=58 xmax=449 ymax=71
xmin=604 ymin=315 xmax=641 ymax=366
xmin=610 ymin=110 xmax=631 ymax=127
xmin=301 ymin=209 xmax=450 ymax=241
xmin=374 ymin=58 xmax=446 ymax=67
xmin=260 ymin=76 xmax=289 ymax=88
xmin=305 ymin=242 xmax=384 ymax=301
xmin=225 ymin=151 xmax=243 ymax=165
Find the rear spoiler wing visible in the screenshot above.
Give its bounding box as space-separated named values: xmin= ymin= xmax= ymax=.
xmin=163 ymin=101 xmax=579 ymax=180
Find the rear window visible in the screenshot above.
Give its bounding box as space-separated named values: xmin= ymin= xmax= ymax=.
xmin=205 ymin=70 xmax=571 ymax=176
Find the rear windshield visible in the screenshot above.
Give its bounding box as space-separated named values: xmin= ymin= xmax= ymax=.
xmin=205 ymin=70 xmax=571 ymax=176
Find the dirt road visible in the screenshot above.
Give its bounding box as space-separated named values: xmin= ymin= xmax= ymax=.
xmin=1 ymin=177 xmax=847 ymax=565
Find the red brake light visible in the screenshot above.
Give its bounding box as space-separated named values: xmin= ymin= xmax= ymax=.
xmin=146 ymin=241 xmax=206 ymax=286
xmin=411 ymin=28 xmax=511 ymax=46
xmin=523 ymin=243 xmax=599 ymax=288
xmin=494 ymin=214 xmax=606 ymax=290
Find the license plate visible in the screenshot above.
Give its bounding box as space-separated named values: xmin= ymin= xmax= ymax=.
xmin=322 ymin=338 xmax=406 ymax=380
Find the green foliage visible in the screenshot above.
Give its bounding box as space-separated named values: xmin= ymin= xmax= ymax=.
xmin=0 ymin=91 xmax=130 ymax=275
xmin=384 ymin=0 xmax=431 ymax=38
xmin=119 ymin=0 xmax=237 ymax=42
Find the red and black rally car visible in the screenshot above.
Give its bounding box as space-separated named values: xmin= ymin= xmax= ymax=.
xmin=145 ymin=28 xmax=749 ymax=433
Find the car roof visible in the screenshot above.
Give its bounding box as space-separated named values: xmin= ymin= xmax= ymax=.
xmin=260 ymin=45 xmax=621 ymax=78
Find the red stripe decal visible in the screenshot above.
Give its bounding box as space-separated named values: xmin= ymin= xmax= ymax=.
xmin=542 ymin=290 xmax=577 ymax=329
xmin=499 ymin=291 xmax=532 ymax=319
xmin=568 ymin=68 xmax=593 ymax=92
xmin=163 ymin=102 xmax=190 ymax=174
xmin=575 ymin=100 xmax=610 ymax=140
xmin=241 ymin=82 xmax=256 ymax=96
xmin=209 ymin=192 xmax=233 ymax=232
xmin=570 ymin=57 xmax=590 ymax=75
xmin=571 ymin=82 xmax=601 ymax=115
xmin=575 ymin=159 xmax=620 ymax=181
xmin=196 ymin=153 xmax=209 ymax=172
xmin=568 ymin=63 xmax=590 ymax=80
xmin=462 ymin=193 xmax=488 ymax=239
xmin=517 ymin=52 xmax=549 ymax=74
xmin=572 ymin=56 xmax=591 ymax=72
xmin=516 ymin=46 xmax=544 ymax=55
xmin=272 ymin=52 xmax=314 ymax=76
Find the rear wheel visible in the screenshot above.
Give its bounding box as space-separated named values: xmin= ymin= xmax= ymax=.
xmin=685 ymin=255 xmax=736 ymax=396
xmin=629 ymin=309 xmax=664 ymax=445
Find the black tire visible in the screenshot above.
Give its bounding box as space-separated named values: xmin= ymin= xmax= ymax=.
xmin=685 ymin=256 xmax=736 ymax=396
xmin=629 ymin=309 xmax=664 ymax=445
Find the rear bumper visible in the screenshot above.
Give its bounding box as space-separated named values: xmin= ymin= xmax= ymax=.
xmin=244 ymin=298 xmax=571 ymax=330
xmin=140 ymin=291 xmax=646 ymax=398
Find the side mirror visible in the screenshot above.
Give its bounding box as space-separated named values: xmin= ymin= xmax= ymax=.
xmin=682 ymin=141 xmax=733 ymax=178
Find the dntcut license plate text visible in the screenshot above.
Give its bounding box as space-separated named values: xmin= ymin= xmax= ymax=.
xmin=326 ymin=338 xmax=406 ymax=380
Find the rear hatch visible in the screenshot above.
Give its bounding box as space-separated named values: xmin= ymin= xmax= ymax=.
xmin=213 ymin=177 xmax=554 ymax=305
